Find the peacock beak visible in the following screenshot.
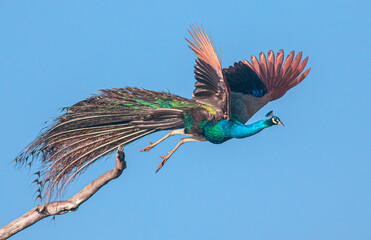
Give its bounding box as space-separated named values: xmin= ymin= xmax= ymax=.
xmin=278 ymin=121 xmax=285 ymax=127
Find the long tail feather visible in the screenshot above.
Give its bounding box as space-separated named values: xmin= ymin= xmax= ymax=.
xmin=16 ymin=87 xmax=192 ymax=200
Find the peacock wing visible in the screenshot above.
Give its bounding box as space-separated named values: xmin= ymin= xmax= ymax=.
xmin=186 ymin=25 xmax=230 ymax=120
xmin=223 ymin=50 xmax=311 ymax=124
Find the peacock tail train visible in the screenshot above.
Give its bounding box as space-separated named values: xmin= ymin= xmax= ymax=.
xmin=15 ymin=87 xmax=197 ymax=200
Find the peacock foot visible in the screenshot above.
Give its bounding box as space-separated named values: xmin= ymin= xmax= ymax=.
xmin=140 ymin=141 xmax=154 ymax=152
xmin=156 ymin=154 xmax=170 ymax=173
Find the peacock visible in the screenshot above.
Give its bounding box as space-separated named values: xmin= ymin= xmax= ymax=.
xmin=16 ymin=25 xmax=311 ymax=199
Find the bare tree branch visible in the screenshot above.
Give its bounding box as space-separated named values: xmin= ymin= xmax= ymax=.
xmin=0 ymin=146 xmax=126 ymax=240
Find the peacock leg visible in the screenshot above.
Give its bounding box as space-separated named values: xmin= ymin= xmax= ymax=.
xmin=156 ymin=136 xmax=206 ymax=172
xmin=140 ymin=129 xmax=190 ymax=152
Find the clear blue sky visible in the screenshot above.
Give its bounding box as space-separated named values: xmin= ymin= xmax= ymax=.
xmin=0 ymin=1 xmax=370 ymax=239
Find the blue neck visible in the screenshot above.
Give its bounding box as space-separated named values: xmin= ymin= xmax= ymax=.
xmin=229 ymin=119 xmax=272 ymax=139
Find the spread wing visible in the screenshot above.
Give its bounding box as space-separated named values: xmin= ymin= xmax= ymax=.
xmin=185 ymin=25 xmax=230 ymax=119
xmin=223 ymin=50 xmax=311 ymax=123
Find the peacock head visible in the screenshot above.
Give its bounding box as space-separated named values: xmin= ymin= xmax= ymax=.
xmin=265 ymin=111 xmax=284 ymax=126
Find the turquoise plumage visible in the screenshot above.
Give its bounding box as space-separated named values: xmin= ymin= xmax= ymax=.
xmin=16 ymin=25 xmax=309 ymax=199
xmin=200 ymin=117 xmax=281 ymax=144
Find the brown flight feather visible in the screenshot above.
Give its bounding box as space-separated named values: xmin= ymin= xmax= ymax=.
xmin=244 ymin=49 xmax=311 ymax=101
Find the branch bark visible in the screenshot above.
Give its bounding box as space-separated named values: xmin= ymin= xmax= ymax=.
xmin=0 ymin=146 xmax=126 ymax=240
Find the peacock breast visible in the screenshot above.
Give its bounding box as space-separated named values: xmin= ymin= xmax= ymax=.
xmin=199 ymin=119 xmax=232 ymax=144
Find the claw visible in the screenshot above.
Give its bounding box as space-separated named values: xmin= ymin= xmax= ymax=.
xmin=156 ymin=155 xmax=169 ymax=173
xmin=140 ymin=143 xmax=154 ymax=152
xmin=155 ymin=163 xmax=165 ymax=173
